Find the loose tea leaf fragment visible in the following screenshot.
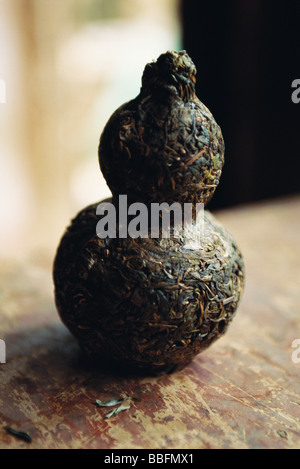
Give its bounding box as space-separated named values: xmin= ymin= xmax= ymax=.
xmin=105 ymin=404 xmax=131 ymax=419
xmin=95 ymin=397 xmax=127 ymax=408
xmin=4 ymin=426 xmax=32 ymax=443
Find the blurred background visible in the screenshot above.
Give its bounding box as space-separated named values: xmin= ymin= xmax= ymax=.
xmin=0 ymin=0 xmax=299 ymax=258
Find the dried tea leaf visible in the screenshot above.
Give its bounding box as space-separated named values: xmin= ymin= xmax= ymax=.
xmin=4 ymin=426 xmax=32 ymax=443
xmin=105 ymin=404 xmax=131 ymax=419
xmin=95 ymin=397 xmax=126 ymax=408
xmin=277 ymin=429 xmax=288 ymax=439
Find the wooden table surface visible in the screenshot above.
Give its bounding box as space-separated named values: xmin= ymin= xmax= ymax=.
xmin=0 ymin=195 xmax=300 ymax=449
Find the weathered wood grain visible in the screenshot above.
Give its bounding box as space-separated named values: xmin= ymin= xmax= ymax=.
xmin=0 ymin=195 xmax=299 ymax=449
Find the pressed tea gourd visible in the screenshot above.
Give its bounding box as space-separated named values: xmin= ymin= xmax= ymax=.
xmin=53 ymin=51 xmax=244 ymax=373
